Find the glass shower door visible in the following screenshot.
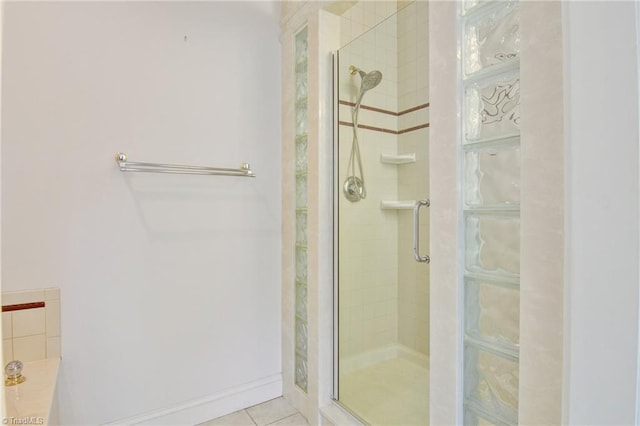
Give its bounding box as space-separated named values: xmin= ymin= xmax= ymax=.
xmin=334 ymin=2 xmax=431 ymax=424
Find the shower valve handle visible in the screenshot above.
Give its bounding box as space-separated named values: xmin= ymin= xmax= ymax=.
xmin=413 ymin=199 xmax=430 ymax=263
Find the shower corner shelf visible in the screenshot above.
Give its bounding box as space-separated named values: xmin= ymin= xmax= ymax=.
xmin=380 ymin=153 xmax=416 ymax=164
xmin=380 ymin=200 xmax=416 ymax=210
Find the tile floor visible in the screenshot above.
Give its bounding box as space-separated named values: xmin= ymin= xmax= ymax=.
xmin=339 ymin=357 xmax=429 ymax=425
xmin=199 ymin=397 xmax=309 ymax=426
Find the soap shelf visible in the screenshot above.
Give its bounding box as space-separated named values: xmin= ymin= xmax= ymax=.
xmin=380 ymin=153 xmax=416 ymax=164
xmin=380 ymin=200 xmax=416 ymax=210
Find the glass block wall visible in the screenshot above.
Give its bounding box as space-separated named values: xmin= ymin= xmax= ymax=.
xmin=294 ymin=26 xmax=309 ymax=393
xmin=460 ymin=1 xmax=521 ymax=424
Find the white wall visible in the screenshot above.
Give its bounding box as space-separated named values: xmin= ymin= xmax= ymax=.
xmin=563 ymin=1 xmax=640 ymax=424
xmin=1 ymin=2 xmax=281 ymax=424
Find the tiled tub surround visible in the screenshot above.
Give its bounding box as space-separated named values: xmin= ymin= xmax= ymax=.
xmin=5 ymin=358 xmax=61 ymax=425
xmin=2 ymin=288 xmax=61 ymax=363
xmin=2 ymin=288 xmax=62 ymax=425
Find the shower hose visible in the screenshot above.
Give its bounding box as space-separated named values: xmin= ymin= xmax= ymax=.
xmin=345 ymin=97 xmax=366 ymax=200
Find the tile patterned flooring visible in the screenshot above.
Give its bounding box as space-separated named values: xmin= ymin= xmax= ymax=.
xmin=199 ymin=397 xmax=309 ymax=426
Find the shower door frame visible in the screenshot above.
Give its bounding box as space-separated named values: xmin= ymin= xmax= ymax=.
xmin=331 ymin=50 xmax=340 ymax=402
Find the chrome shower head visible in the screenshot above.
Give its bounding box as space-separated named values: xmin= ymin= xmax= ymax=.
xmin=349 ymin=65 xmax=383 ymax=92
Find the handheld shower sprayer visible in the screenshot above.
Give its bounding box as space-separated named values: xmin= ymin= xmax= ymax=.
xmin=343 ymin=65 xmax=383 ymax=202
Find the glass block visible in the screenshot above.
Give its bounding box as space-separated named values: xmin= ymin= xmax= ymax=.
xmin=296 ymin=175 xmax=307 ymax=208
xmin=295 ymin=28 xmax=308 ymax=65
xmin=464 ymin=408 xmax=499 ymax=426
xmin=463 ymin=0 xmax=480 ymax=14
xmin=296 ymin=136 xmax=308 ymax=174
xmin=296 ymin=68 xmax=308 ymax=102
xmin=295 ymin=281 xmax=307 ymax=321
xmin=295 ymin=356 xmax=308 ymax=391
xmin=295 ymin=317 xmax=308 ymax=354
xmin=464 ymin=71 xmax=520 ymax=142
xmin=465 ymin=345 xmax=518 ymax=424
xmin=296 ymin=210 xmax=307 ymax=246
xmin=465 ymin=213 xmax=520 ymax=276
xmin=465 ymin=278 xmax=520 ymax=347
xmin=296 ymin=105 xmax=307 ymax=136
xmin=464 ymin=142 xmax=520 ymax=207
xmin=464 ymin=3 xmax=520 ymax=76
xmin=295 ymin=246 xmax=307 ymax=282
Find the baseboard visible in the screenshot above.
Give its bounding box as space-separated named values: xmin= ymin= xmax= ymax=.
xmin=341 ymin=344 xmax=429 ymax=374
xmin=340 ymin=345 xmax=398 ymax=374
xmin=396 ymin=345 xmax=429 ymax=370
xmin=320 ymin=401 xmax=364 ymax=426
xmin=105 ymin=374 xmax=282 ymax=425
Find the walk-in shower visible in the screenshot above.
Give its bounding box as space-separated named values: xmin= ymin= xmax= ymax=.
xmin=335 ymin=2 xmax=430 ymax=424
xmin=343 ymin=65 xmax=382 ymax=202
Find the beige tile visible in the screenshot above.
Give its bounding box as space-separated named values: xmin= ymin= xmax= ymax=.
xmin=12 ymin=308 xmax=46 ymax=338
xmin=44 ymin=288 xmax=60 ymax=301
xmin=46 ymin=337 xmax=61 ymax=359
xmin=13 ymin=334 xmax=46 ymax=362
xmin=246 ymin=398 xmax=298 ymax=426
xmin=3 ymin=339 xmax=14 ymax=362
xmin=340 ymin=357 xmax=428 ymax=425
xmin=198 ymin=409 xmax=255 ymax=426
xmin=267 ymin=414 xmax=308 ymax=426
xmin=319 ymin=414 xmax=335 ymax=426
xmin=1 ymin=290 xmax=45 ymax=306
xmin=3 ymin=312 xmax=13 ymax=339
xmin=45 ymin=300 xmax=61 ymax=337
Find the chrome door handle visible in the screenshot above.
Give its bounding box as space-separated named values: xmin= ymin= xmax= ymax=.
xmin=413 ymin=199 xmax=430 ymax=263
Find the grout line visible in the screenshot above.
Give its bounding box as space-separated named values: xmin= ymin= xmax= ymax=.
xmin=264 ymin=413 xmax=305 ymax=426
xmin=245 ymin=408 xmax=259 ymax=426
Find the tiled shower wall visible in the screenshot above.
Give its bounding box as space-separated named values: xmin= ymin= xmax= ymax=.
xmin=338 ymin=1 xmax=401 ymax=49
xmin=397 ymin=1 xmax=429 ymax=357
xmin=338 ymin=11 xmax=399 ymax=361
xmin=338 ymin=0 xmax=430 ymax=363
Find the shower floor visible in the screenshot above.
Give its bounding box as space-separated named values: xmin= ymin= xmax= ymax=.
xmin=339 ymin=356 xmax=429 ymax=426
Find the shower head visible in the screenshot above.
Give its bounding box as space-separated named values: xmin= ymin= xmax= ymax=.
xmin=349 ymin=65 xmax=383 ymax=92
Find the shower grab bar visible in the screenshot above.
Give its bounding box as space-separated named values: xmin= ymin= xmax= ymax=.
xmin=380 ymin=200 xmax=416 ymax=210
xmin=114 ymin=153 xmax=255 ymax=177
xmin=413 ymin=199 xmax=430 ymax=263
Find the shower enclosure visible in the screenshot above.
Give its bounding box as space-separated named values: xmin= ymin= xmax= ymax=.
xmin=334 ymin=3 xmax=431 ymax=424
xmin=281 ymin=1 xmax=566 ymax=424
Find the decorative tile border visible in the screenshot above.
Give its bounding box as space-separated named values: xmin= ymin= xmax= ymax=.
xmin=339 ymin=100 xmax=429 ymax=135
xmin=339 ymin=120 xmax=397 ymax=134
xmin=339 ymin=100 xmax=429 ymax=117
xmin=339 ymin=120 xmax=429 ymax=135
xmin=2 ymin=302 xmax=46 ymax=312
